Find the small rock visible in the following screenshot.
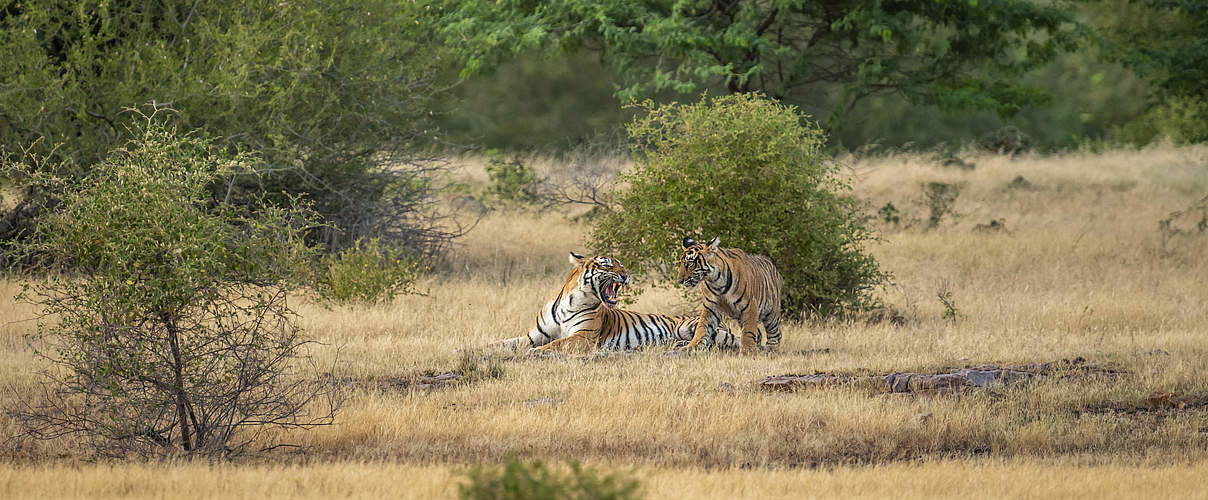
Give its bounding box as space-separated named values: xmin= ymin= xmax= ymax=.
xmin=524 ymin=397 xmax=562 ymax=407
xmin=449 ymin=195 xmax=489 ymax=215
xmin=717 ymin=382 xmax=736 ymax=392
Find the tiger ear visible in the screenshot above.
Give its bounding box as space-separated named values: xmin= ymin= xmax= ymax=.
xmin=682 ymin=236 xmax=696 ymax=249
xmin=569 ymin=251 xmax=587 ymax=266
xmin=707 ymin=237 xmax=720 ymax=252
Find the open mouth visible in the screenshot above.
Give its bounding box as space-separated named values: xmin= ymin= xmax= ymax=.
xmin=602 ymin=280 xmax=623 ymax=305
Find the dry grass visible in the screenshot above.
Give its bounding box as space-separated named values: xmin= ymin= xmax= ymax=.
xmin=3 ymin=459 xmax=1208 ymax=499
xmin=3 ymin=145 xmax=1208 ymax=497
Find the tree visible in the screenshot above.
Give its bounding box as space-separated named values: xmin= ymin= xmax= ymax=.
xmin=592 ymin=94 xmax=886 ymax=318
xmin=1096 ymin=0 xmax=1207 ymax=101
xmin=8 ymin=117 xmax=340 ymax=457
xmin=442 ymin=0 xmax=1083 ymax=123
xmin=1093 ymin=0 xmax=1208 ymax=144
xmin=0 ymin=0 xmax=455 ymax=259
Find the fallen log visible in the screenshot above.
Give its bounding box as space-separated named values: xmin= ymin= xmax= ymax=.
xmin=759 ymin=358 xmax=1121 ymax=393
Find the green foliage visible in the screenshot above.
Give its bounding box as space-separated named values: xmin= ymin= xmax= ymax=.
xmin=484 ymin=149 xmax=541 ymax=204
xmin=1096 ymin=0 xmax=1208 ymax=101
xmin=922 ymin=182 xmax=961 ymax=229
xmin=1114 ymin=96 xmax=1208 ymax=146
xmin=8 ymin=119 xmax=338 ymax=457
xmin=431 ymin=51 xmax=635 ymax=151
xmin=317 ymin=238 xmax=424 ymax=306
xmin=0 ymin=0 xmax=452 ymax=253
xmin=878 ymin=202 xmax=901 ymax=227
xmin=1093 ymin=0 xmax=1208 ymax=145
xmin=938 ymin=289 xmax=961 ymax=324
xmin=443 ymin=0 xmax=1082 ymax=123
xmin=459 ymin=457 xmax=641 ymax=500
xmin=978 ymin=127 xmax=1034 ymax=155
xmin=433 ymin=37 xmax=1152 ymax=153
xmin=592 ymin=94 xmax=887 ymax=318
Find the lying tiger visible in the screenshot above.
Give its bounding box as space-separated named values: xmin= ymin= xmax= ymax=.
xmin=495 ymin=252 xmax=741 ymax=354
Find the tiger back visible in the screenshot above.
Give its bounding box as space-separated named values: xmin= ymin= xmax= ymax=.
xmin=678 ymin=237 xmax=783 ymax=353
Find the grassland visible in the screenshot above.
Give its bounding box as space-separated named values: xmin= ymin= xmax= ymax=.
xmin=2 ymin=146 xmax=1208 ymax=498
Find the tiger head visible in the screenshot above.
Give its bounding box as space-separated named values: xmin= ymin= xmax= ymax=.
xmin=568 ymin=252 xmax=630 ymax=306
xmin=678 ymin=236 xmax=720 ymax=288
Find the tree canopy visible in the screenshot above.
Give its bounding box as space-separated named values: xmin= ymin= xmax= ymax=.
xmin=443 ymin=0 xmax=1084 ymax=122
xmin=1097 ymin=0 xmax=1207 ymax=101
xmin=0 ymin=0 xmax=452 ymax=255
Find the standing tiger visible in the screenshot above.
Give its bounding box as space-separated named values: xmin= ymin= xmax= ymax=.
xmin=679 ymin=237 xmax=783 ymax=353
xmin=495 ymin=252 xmax=741 ymax=354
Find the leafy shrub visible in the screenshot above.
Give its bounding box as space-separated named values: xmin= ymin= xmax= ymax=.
xmin=484 ymin=149 xmax=542 ymax=204
xmin=592 ymin=94 xmax=887 ymax=318
xmin=7 ymin=119 xmax=340 ymax=457
xmin=978 ymin=126 xmax=1033 ymax=154
xmin=922 ymin=182 xmax=961 ymax=228
xmin=937 ymin=287 xmax=961 ymax=323
xmin=1115 ymin=96 xmax=1208 ymax=146
xmin=878 ymin=202 xmax=902 ymax=226
xmin=0 ymin=0 xmax=453 ymax=258
xmin=459 ymin=457 xmax=641 ymax=500
xmin=317 ymin=238 xmax=424 ymax=306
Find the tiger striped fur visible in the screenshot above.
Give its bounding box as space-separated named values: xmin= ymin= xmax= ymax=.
xmin=679 ymin=237 xmax=783 ymax=353
xmin=496 ymin=252 xmax=741 ymax=354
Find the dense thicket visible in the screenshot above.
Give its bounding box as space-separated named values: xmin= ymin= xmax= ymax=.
xmin=1093 ymin=0 xmax=1208 ymax=144
xmin=434 ymin=1 xmax=1206 ymax=151
xmin=444 ymin=0 xmax=1082 ymax=126
xmin=0 ymin=0 xmax=452 ymax=259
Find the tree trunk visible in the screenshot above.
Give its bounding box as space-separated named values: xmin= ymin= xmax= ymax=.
xmin=164 ymin=317 xmax=193 ymax=452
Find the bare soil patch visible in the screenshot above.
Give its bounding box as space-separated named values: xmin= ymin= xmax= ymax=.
xmin=760 ymin=357 xmax=1125 ymax=394
xmin=327 ymin=372 xmax=464 ymax=392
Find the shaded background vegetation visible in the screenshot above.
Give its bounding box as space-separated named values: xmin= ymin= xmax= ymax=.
xmin=2 ymin=0 xmax=1206 ymax=284
xmin=433 ymin=0 xmax=1204 ymax=152
xmin=0 ymin=0 xmax=454 ymax=260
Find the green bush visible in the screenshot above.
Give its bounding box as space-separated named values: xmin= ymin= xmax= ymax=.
xmin=484 ymin=149 xmax=541 ymax=205
xmin=459 ymin=457 xmax=641 ymax=500
xmin=1115 ymin=96 xmax=1208 ymax=146
xmin=592 ymin=94 xmax=887 ymax=318
xmin=0 ymin=0 xmax=452 ymax=256
xmin=922 ymin=182 xmax=961 ymax=229
xmin=7 ymin=119 xmax=339 ymax=457
xmin=317 ymin=238 xmax=424 ymax=306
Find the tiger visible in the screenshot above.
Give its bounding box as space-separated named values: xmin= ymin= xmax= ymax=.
xmin=495 ymin=252 xmax=741 ymax=354
xmin=679 ymin=236 xmax=783 ymax=353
